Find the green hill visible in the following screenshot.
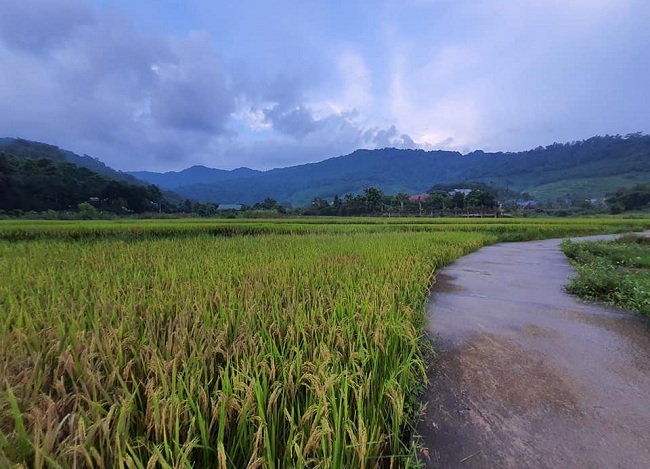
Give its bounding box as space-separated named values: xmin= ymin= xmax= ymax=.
xmin=0 ymin=138 xmax=143 ymax=185
xmin=3 ymin=134 xmax=648 ymax=209
xmin=0 ymin=150 xmax=163 ymax=213
xmin=130 ymin=134 xmax=650 ymax=205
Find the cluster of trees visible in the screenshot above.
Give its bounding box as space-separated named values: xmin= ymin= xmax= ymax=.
xmin=0 ymin=149 xmax=227 ymax=218
xmin=300 ymin=187 xmax=499 ymax=216
xmin=180 ymin=199 xmax=220 ymax=216
xmin=241 ymin=198 xmax=288 ymax=214
xmin=606 ymin=184 xmax=650 ymax=213
xmin=0 ymin=152 xmax=163 ymax=214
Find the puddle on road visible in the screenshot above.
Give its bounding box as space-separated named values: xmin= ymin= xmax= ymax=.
xmin=433 ymin=273 xmax=468 ymax=292
xmin=457 ymin=334 xmax=584 ymax=414
xmin=461 ymin=268 xmax=492 ymax=275
xmin=569 ymin=310 xmax=650 ymax=373
xmin=521 ymin=324 xmax=563 ymax=340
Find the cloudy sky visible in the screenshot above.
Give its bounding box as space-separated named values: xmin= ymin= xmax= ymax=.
xmin=1 ymin=0 xmax=649 ymax=172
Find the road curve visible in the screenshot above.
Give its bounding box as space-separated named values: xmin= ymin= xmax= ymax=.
xmin=417 ymin=233 xmax=650 ymax=468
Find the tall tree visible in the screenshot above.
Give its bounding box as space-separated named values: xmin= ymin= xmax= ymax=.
xmin=364 ymin=187 xmax=384 ymax=214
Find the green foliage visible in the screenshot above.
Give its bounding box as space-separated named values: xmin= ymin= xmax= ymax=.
xmin=0 ymin=217 xmax=648 ymax=242
xmin=253 ymin=198 xmax=285 ymax=213
xmin=562 ymin=236 xmax=650 ymax=316
xmin=180 ymin=199 xmax=220 ymax=216
xmin=77 ymin=202 xmax=99 ymax=220
xmin=0 ymin=137 xmax=144 ymax=185
xmin=606 ymin=183 xmax=650 ymax=213
xmin=300 ymin=186 xmax=499 ymax=216
xmin=464 ymin=190 xmax=497 ymax=210
xmin=0 ymin=151 xmax=163 ymax=214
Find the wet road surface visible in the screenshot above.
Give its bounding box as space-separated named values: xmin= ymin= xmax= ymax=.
xmin=417 ymin=233 xmax=650 ymax=468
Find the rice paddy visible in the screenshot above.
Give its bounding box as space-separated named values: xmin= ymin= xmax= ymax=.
xmin=2 ymin=218 xmax=649 ymax=468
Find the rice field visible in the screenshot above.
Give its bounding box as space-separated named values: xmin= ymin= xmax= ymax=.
xmin=2 ymin=218 xmax=649 ymax=468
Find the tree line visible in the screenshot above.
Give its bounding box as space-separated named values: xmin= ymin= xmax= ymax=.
xmin=299 ymin=186 xmax=499 ymax=216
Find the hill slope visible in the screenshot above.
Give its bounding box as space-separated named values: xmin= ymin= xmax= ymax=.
xmin=133 ymin=134 xmax=649 ymax=205
xmin=0 ymin=138 xmax=186 ymax=205
xmin=0 ymin=138 xmax=143 ymax=186
xmin=0 ymin=151 xmax=162 ymax=212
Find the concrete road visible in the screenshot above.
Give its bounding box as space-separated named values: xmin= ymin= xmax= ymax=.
xmin=417 ymin=233 xmax=650 ymax=468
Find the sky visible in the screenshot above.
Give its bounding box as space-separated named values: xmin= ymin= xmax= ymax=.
xmin=1 ymin=0 xmax=649 ymax=172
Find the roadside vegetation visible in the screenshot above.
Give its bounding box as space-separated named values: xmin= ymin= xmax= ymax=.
xmin=2 ymin=218 xmax=650 ymax=467
xmin=562 ymin=235 xmax=650 ymax=316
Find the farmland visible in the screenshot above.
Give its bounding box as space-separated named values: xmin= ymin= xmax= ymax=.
xmin=2 ymin=218 xmax=650 ymax=468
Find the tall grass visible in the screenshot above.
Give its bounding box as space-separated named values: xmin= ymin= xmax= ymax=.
xmin=562 ymin=235 xmax=650 ymax=316
xmin=1 ymin=231 xmax=489 ymax=467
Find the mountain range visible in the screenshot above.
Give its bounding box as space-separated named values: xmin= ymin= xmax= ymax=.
xmin=2 ymin=134 xmax=648 ymax=208
xmin=129 ymin=134 xmax=650 ymax=206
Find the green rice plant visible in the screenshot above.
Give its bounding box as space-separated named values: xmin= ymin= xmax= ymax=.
xmin=1 ymin=217 xmax=648 ymax=242
xmin=0 ymin=229 xmax=491 ymax=467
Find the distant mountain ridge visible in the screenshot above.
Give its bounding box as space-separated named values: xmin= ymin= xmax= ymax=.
xmin=2 ymin=135 xmax=648 ymax=207
xmin=129 ymin=134 xmax=650 ymax=205
xmin=130 ymin=165 xmax=262 ymax=189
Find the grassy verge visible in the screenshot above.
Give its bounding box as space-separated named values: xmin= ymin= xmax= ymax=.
xmin=562 ymin=235 xmax=650 ymax=316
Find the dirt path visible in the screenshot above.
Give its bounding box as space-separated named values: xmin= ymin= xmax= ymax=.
xmin=417 ymin=233 xmax=650 ymax=468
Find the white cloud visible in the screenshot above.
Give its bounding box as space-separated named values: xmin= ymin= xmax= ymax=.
xmin=376 ymin=0 xmax=650 ymax=152
xmin=232 ymin=106 xmax=272 ymax=132
xmin=336 ymin=49 xmax=373 ymax=111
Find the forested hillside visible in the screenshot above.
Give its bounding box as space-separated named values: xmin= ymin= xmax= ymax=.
xmin=0 ymin=138 xmax=143 ymax=186
xmin=131 ymin=134 xmax=650 ymax=205
xmin=3 ymin=134 xmax=648 ymax=209
xmin=0 ymin=151 xmax=162 ymax=213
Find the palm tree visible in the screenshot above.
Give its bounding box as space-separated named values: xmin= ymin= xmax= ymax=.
xmin=396 ymin=192 xmax=410 ymax=216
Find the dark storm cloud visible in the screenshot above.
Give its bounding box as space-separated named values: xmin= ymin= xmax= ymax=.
xmin=0 ymin=0 xmax=420 ymax=171
xmin=260 ymin=102 xmax=417 ymax=154
xmin=363 ymin=125 xmax=417 ymax=149
xmin=263 ymin=75 xmax=306 ymax=107
xmin=0 ymin=0 xmax=236 ymax=169
xmin=264 ymin=105 xmax=318 ymax=138
xmin=258 ymin=75 xmax=329 ymax=139
xmin=0 ymin=0 xmax=93 ymax=53
xmin=254 ymin=73 xmax=417 ymax=148
xmin=149 ymin=33 xmax=234 ymax=134
xmin=254 ymin=73 xmax=418 ymax=152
